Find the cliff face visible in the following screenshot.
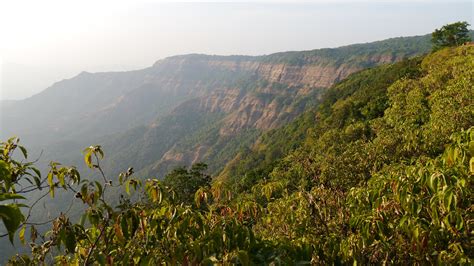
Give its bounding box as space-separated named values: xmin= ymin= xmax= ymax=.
xmin=168 ymin=51 xmax=408 ymax=135
xmin=142 ymin=51 xmax=425 ymax=176
xmin=169 ymin=51 xmax=402 ymax=133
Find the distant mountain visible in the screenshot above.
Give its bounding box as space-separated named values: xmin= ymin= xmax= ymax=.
xmin=1 ymin=34 xmax=432 ymax=179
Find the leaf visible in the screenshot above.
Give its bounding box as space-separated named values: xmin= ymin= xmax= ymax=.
xmin=429 ymin=174 xmax=438 ymax=192
xmin=79 ymin=213 xmax=87 ymax=227
xmin=33 ymin=175 xmax=42 ymax=190
xmin=18 ymin=145 xmax=28 ymax=159
xmin=0 ymin=193 xmax=25 ymax=202
xmin=431 ymin=208 xmax=439 ymax=225
xmin=65 ymin=230 xmax=76 ymax=253
xmin=151 ymin=187 xmax=158 ymax=202
xmin=97 ymin=253 xmax=106 ymax=266
xmin=30 ymin=225 xmax=37 ymax=242
xmin=58 ymin=173 xmax=65 ymax=187
xmin=84 ymin=150 xmax=93 ymax=169
xmin=455 ymin=214 xmax=464 ymax=231
xmin=237 ymin=250 xmax=250 ymax=266
xmin=125 ymin=181 xmax=130 ymax=195
xmin=19 ymin=226 xmax=26 ymax=245
xmin=121 ymin=216 xmax=129 ymax=239
xmin=114 ymin=223 xmax=125 ymax=242
xmin=444 ymin=188 xmax=453 ymax=211
xmin=32 ymin=167 xmax=42 ymax=179
xmin=202 ymin=256 xmax=219 ymax=264
xmin=470 ymin=157 xmax=474 ymax=173
xmin=88 ymin=210 xmax=99 ymax=226
xmin=97 ymin=147 xmax=104 ymax=159
xmin=398 ymin=215 xmax=408 ymax=228
xmin=47 ymin=172 xmax=54 ymax=187
xmin=50 ymin=186 xmax=55 ymax=198
xmin=95 ymin=181 xmax=103 ymax=197
xmin=0 ymin=204 xmax=25 ymax=243
xmin=0 ymin=161 xmax=11 ymax=183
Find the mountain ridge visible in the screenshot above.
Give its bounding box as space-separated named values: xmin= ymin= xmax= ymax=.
xmin=1 ymin=33 xmax=435 ymax=179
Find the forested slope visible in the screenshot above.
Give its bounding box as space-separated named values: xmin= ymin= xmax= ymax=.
xmin=221 ymin=44 xmax=473 ymax=263
xmin=2 ymin=44 xmax=472 ymax=264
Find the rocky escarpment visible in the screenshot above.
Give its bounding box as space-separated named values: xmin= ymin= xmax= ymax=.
xmin=147 ymin=49 xmax=426 ymax=176
xmin=156 ymin=52 xmax=399 ymax=135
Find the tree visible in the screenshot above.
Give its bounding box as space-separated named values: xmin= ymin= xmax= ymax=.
xmin=162 ymin=163 xmax=211 ymax=205
xmin=431 ymin=21 xmax=471 ymax=51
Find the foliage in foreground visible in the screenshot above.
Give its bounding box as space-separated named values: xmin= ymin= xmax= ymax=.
xmin=2 ymin=127 xmax=472 ymax=265
xmin=1 ymin=44 xmax=473 ymax=264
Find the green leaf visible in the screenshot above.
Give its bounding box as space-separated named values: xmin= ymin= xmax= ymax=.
xmin=58 ymin=173 xmax=65 ymax=187
xmin=18 ymin=146 xmax=28 ymax=159
xmin=88 ymin=210 xmax=99 ymax=226
xmin=32 ymin=167 xmax=42 ymax=179
xmin=97 ymin=253 xmax=106 ymax=266
xmin=237 ymin=250 xmax=250 ymax=266
xmin=444 ymin=188 xmax=453 ymax=211
xmin=0 ymin=204 xmax=25 ymax=243
xmin=455 ymin=214 xmax=464 ymax=231
xmin=0 ymin=193 xmax=25 ymax=202
xmin=0 ymin=161 xmax=11 ymax=183
xmin=399 ymin=215 xmax=409 ymax=228
xmin=33 ymin=175 xmax=42 ymax=189
xmin=121 ymin=216 xmax=129 ymax=239
xmin=65 ymin=230 xmax=76 ymax=253
xmin=125 ymin=181 xmax=130 ymax=195
xmin=469 ymin=157 xmax=474 ymax=173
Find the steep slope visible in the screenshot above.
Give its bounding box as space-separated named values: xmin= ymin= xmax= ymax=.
xmin=224 ymin=44 xmax=473 ymax=190
xmin=219 ymin=56 xmax=424 ymax=181
xmin=221 ymin=45 xmax=473 ymax=263
xmin=98 ymin=35 xmax=432 ymax=177
xmin=0 ymin=57 xmax=256 ymax=146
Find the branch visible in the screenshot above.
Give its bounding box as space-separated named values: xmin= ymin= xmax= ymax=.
xmin=83 ymin=217 xmax=109 ymax=266
xmin=94 ymin=153 xmax=108 ymax=184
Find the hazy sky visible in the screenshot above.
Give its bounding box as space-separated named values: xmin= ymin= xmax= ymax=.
xmin=0 ymin=0 xmax=472 ymax=100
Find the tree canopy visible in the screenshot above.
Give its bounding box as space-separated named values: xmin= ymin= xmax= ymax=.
xmin=431 ymin=21 xmax=471 ymax=51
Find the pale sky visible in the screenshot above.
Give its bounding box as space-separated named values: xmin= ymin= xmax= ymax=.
xmin=0 ymin=0 xmax=472 ymax=100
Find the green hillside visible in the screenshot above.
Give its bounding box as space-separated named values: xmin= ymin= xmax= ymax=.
xmin=262 ymin=34 xmax=432 ymax=66
xmin=219 ymin=55 xmax=424 ymax=186
xmin=2 ymin=44 xmax=472 ymax=264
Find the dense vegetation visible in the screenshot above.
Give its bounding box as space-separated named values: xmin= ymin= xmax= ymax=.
xmin=261 ymin=34 xmax=432 ymax=66
xmin=1 ymin=28 xmax=473 ymax=264
xmin=432 ymin=21 xmax=471 ymax=51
